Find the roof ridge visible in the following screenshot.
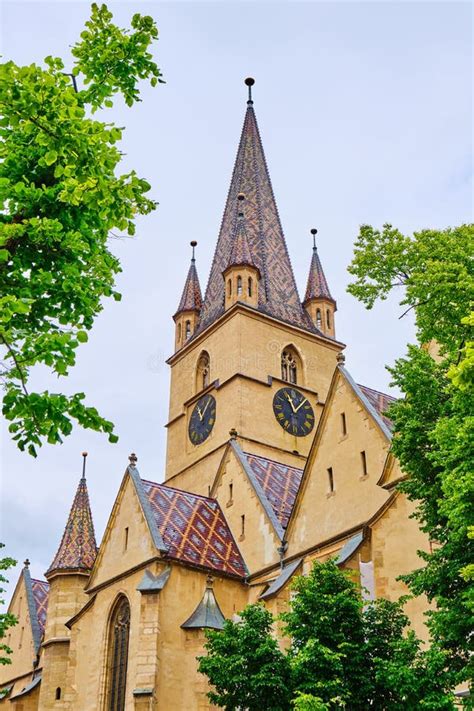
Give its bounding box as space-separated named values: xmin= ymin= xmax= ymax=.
xmin=141 ymin=478 xmax=218 ymax=502
xmin=358 ymin=383 xmax=397 ymax=401
xmin=243 ymin=450 xmax=304 ymax=472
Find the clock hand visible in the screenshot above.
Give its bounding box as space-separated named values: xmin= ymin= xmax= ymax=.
xmin=295 ymin=397 xmax=308 ymax=413
xmin=196 ymin=405 xmax=203 ymax=421
xmin=285 ymin=392 xmax=297 ymax=414
xmin=201 ymin=397 xmax=212 ymax=418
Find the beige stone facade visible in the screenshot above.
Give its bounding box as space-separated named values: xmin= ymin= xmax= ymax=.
xmin=0 ymin=89 xmax=431 ymax=710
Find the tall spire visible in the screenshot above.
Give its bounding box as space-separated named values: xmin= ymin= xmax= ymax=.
xmin=196 ymin=78 xmax=314 ymax=335
xmin=304 ymin=229 xmax=335 ymax=305
xmin=174 ymin=241 xmax=202 ymax=316
xmin=46 ymin=453 xmax=97 ymax=577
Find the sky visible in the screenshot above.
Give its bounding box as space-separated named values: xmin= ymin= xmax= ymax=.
xmin=0 ymin=0 xmax=472 ymax=603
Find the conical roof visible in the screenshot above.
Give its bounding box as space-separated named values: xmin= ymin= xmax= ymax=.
xmin=175 ymin=256 xmax=202 ymax=316
xmin=225 ymin=207 xmax=259 ymax=273
xmin=47 ymin=474 xmax=97 ymax=576
xmin=304 ymin=245 xmax=335 ymax=305
xmin=196 ymin=97 xmax=314 ymax=334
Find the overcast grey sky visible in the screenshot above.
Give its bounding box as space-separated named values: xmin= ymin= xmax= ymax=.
xmin=1 ymin=1 xmax=472 ymax=602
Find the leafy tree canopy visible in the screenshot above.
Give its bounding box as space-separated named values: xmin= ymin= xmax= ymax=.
xmin=0 ymin=3 xmax=163 ymax=455
xmin=348 ymin=223 xmax=474 ymax=685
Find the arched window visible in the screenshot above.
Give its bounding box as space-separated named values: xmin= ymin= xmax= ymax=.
xmin=281 ymin=347 xmax=300 ymax=385
xmin=228 ymin=279 xmax=232 ymax=297
xmin=106 ymin=597 xmax=130 ymax=711
xmin=316 ymin=309 xmax=322 ymax=330
xmin=55 ymin=688 xmax=61 ymax=701
xmin=237 ymin=275 xmax=242 ymax=295
xmin=196 ymin=352 xmax=210 ymax=391
xmin=185 ymin=320 xmax=191 ymax=340
xmin=177 ymin=323 xmax=181 ymax=342
xmin=326 ymin=310 xmax=331 ymax=329
xmin=248 ymin=277 xmax=253 ymax=297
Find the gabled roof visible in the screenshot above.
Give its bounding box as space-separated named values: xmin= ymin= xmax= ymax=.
xmin=175 ymin=259 xmax=202 ymax=316
xmin=304 ymin=245 xmax=335 ymax=305
xmin=358 ymin=384 xmax=396 ymax=433
xmin=47 ymin=475 xmax=97 ymax=576
xmin=139 ymin=477 xmax=247 ymax=579
xmin=19 ymin=565 xmax=49 ymax=653
xmin=31 ymin=579 xmax=49 ymax=637
xmin=195 ymin=98 xmax=315 ymax=336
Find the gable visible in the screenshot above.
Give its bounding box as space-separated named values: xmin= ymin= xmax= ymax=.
xmin=87 ymin=472 xmax=158 ymax=591
xmin=0 ymin=573 xmax=38 ymax=686
xmin=287 ymin=367 xmax=391 ymax=554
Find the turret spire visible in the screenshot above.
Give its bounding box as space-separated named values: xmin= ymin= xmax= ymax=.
xmin=174 ymin=241 xmax=202 ymax=316
xmin=46 ymin=455 xmax=97 ymax=577
xmin=225 ymin=194 xmax=259 ymax=273
xmin=303 ymin=228 xmax=337 ymax=338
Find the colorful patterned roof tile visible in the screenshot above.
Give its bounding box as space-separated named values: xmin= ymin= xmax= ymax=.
xmin=195 ymin=101 xmax=316 ymax=336
xmin=304 ymin=246 xmax=335 ymax=305
xmin=141 ymin=480 xmax=247 ymax=579
xmin=31 ymin=579 xmax=49 ymax=636
xmin=47 ymin=476 xmax=97 ymax=575
xmin=358 ymin=384 xmax=396 ymax=432
xmin=175 ymin=259 xmax=202 ymax=316
xmin=225 ymin=214 xmax=259 ymax=273
xmin=243 ymin=452 xmax=304 ymax=530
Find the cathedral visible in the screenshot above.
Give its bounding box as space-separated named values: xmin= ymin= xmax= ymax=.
xmin=0 ymin=79 xmax=430 ymax=710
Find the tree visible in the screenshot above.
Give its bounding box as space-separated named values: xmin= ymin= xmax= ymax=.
xmin=197 ymin=603 xmax=292 ymax=711
xmin=347 ymin=223 xmax=474 ymax=688
xmin=0 ymin=546 xmax=17 ymax=667
xmin=0 ymin=3 xmax=163 ymax=455
xmin=199 ymin=560 xmax=455 ymax=709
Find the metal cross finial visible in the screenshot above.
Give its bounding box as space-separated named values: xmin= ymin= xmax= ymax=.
xmin=23 ymin=558 xmax=30 ymax=568
xmin=229 ymin=428 xmax=238 ymax=440
xmin=81 ymin=451 xmax=88 ymax=479
xmin=129 ymin=452 xmax=138 ymax=467
xmin=245 ymin=77 xmax=255 ymax=105
xmin=190 ymin=240 xmax=197 ymax=262
xmin=336 ymin=352 xmax=346 ymax=365
xmin=311 ymin=228 xmax=318 ymax=251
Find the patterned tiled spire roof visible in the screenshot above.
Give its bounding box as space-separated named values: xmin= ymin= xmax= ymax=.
xmin=196 ymin=80 xmax=315 ymax=335
xmin=224 ymin=195 xmax=259 ymax=273
xmin=304 ymin=229 xmax=335 ymax=305
xmin=47 ymin=459 xmax=97 ymax=576
xmin=175 ymin=241 xmax=202 ymax=316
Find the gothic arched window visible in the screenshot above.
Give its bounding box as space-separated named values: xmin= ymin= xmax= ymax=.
xmin=326 ymin=309 xmax=331 ymax=329
xmin=185 ymin=320 xmax=191 ymax=340
xmin=281 ymin=347 xmax=300 ymax=385
xmin=228 ymin=279 xmax=232 ymax=297
xmin=237 ymin=275 xmax=243 ymax=295
xmin=316 ymin=309 xmax=322 ymax=330
xmin=248 ymin=277 xmax=253 ymax=297
xmin=106 ymin=597 xmax=130 ymax=711
xmin=197 ymin=351 xmax=210 ymax=391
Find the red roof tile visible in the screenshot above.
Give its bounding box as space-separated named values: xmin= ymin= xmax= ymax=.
xmin=225 ymin=216 xmax=258 ymax=272
xmin=244 ymin=453 xmax=303 ymax=530
xmin=304 ymin=246 xmax=335 ymax=305
xmin=31 ymin=579 xmax=49 ymax=635
xmin=358 ymin=384 xmax=396 ymax=431
xmin=175 ymin=260 xmax=202 ymax=315
xmin=47 ymin=476 xmax=97 ymax=575
xmin=141 ymin=480 xmax=247 ymax=579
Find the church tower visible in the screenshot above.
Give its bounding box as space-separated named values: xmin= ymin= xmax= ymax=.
xmin=303 ymin=228 xmax=337 ymax=339
xmin=165 ymin=79 xmax=343 ymax=493
xmin=38 ymin=454 xmax=97 ymax=709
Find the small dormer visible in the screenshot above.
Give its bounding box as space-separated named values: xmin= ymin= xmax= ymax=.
xmin=173 ymin=241 xmax=203 ymax=351
xmin=303 ymin=228 xmax=337 ymax=339
xmin=223 ymin=194 xmax=260 ymax=311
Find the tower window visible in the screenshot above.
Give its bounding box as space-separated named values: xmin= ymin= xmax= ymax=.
xmin=185 ymin=320 xmax=191 ymax=340
xmin=316 ymin=309 xmax=322 ymax=330
xmin=281 ymin=348 xmax=299 ymax=385
xmin=326 ymin=309 xmax=331 ymax=329
xmin=228 ymin=279 xmax=232 ymax=297
xmin=55 ymin=688 xmax=62 ymax=701
xmin=177 ymin=323 xmax=181 ymax=342
xmin=360 ymin=451 xmax=368 ymax=477
xmin=106 ymin=597 xmax=130 ymax=711
xmin=341 ymin=413 xmax=347 ymax=436
xmin=237 ymin=275 xmax=242 ymax=295
xmin=248 ymin=277 xmax=253 ymax=297
xmin=327 ymin=467 xmax=334 ymax=493
xmin=196 ymin=352 xmax=210 ymax=391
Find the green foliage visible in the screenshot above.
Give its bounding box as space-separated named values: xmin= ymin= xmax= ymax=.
xmin=197 ymin=603 xmax=292 ymax=711
xmin=0 ymin=3 xmax=162 ymax=455
xmin=0 ymin=545 xmax=17 ymax=666
xmin=199 ymin=560 xmax=455 ymax=709
xmin=348 ymin=223 xmax=474 ymax=691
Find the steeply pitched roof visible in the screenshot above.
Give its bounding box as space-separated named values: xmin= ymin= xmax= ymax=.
xmin=304 ymin=245 xmax=335 ymax=305
xmin=196 ymin=101 xmax=315 ymax=335
xmin=47 ymin=476 xmax=97 ymax=576
xmin=141 ymin=479 xmax=247 ymax=579
xmin=175 ymin=259 xmax=202 ymax=316
xmin=20 ymin=565 xmax=49 ymax=653
xmin=31 ymin=579 xmax=49 ymax=636
xmin=225 ymin=212 xmax=259 ymax=273
xmin=358 ymin=384 xmax=396 ymax=432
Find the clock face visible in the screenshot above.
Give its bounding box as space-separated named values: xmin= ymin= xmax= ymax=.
xmin=188 ymin=394 xmax=217 ymax=445
xmin=273 ymin=387 xmax=315 ymax=437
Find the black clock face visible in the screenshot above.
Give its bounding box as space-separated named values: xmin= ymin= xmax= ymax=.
xmin=273 ymin=387 xmax=315 ymax=437
xmin=188 ymin=394 xmax=216 ymax=445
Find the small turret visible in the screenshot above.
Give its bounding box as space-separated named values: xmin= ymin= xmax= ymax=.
xmin=303 ymin=228 xmax=337 ymax=338
xmin=223 ymin=194 xmax=260 ymax=310
xmin=173 ymin=241 xmax=202 ymax=351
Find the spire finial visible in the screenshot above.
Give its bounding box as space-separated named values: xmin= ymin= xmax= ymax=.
xmin=23 ymin=558 xmax=30 ymax=568
xmin=336 ymin=352 xmax=345 ymax=365
xmin=190 ymin=240 xmax=197 ymax=263
xmin=129 ymin=452 xmax=138 ymax=468
xmin=81 ymin=451 xmax=88 ymax=480
xmin=206 ymin=573 xmax=214 ymax=588
xmin=229 ymin=428 xmax=238 ymax=440
xmin=311 ymin=228 xmax=318 ymax=251
xmin=245 ymin=77 xmax=255 ymax=105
